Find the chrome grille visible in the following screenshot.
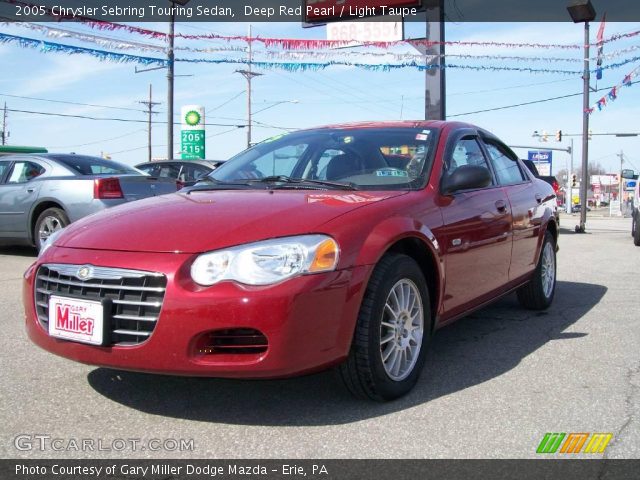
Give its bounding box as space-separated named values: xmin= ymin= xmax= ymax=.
xmin=35 ymin=264 xmax=166 ymax=346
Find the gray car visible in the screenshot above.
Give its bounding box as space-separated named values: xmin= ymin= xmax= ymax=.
xmin=0 ymin=154 xmax=177 ymax=249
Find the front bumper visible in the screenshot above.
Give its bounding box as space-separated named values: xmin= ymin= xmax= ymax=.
xmin=24 ymin=247 xmax=368 ymax=378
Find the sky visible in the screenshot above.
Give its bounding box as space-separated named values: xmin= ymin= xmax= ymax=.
xmin=0 ymin=18 xmax=639 ymax=177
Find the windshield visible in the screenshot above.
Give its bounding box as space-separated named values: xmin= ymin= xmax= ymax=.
xmin=209 ymin=127 xmax=438 ymax=190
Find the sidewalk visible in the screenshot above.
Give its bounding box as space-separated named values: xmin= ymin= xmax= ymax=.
xmin=559 ymin=211 xmax=632 ymax=233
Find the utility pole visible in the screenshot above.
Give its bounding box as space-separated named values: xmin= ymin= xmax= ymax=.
xmin=568 ymin=138 xmax=574 ymax=214
xmin=617 ymin=150 xmax=625 ymax=215
xmin=139 ymin=84 xmax=161 ymax=163
xmin=236 ymin=25 xmax=263 ymax=149
xmin=167 ymin=10 xmax=175 ymax=160
xmin=577 ymin=21 xmax=591 ymax=232
xmin=1 ymin=102 xmax=7 ymax=145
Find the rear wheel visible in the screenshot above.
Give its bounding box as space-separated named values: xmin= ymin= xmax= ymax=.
xmin=338 ymin=254 xmax=431 ymax=401
xmin=34 ymin=208 xmax=69 ymax=250
xmin=517 ymin=231 xmax=556 ymax=310
xmin=634 ymin=213 xmax=640 ymax=246
xmin=631 ymin=214 xmax=636 ymax=238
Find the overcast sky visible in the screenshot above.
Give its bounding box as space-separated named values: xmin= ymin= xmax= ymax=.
xmin=0 ymin=20 xmax=639 ymax=175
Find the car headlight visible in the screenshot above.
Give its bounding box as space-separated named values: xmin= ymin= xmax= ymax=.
xmin=190 ymin=235 xmax=339 ymax=286
xmin=38 ymin=228 xmax=65 ymax=257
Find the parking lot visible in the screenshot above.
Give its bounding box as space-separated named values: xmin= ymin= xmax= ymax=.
xmin=1 ymin=214 xmax=638 ymax=459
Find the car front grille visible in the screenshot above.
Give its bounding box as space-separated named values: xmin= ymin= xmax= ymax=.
xmin=35 ymin=264 xmax=167 ymax=346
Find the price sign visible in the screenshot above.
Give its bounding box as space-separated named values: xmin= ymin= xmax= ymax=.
xmin=181 ymin=105 xmax=205 ymax=160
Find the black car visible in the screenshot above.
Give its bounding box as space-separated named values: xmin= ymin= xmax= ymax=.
xmin=522 ymin=159 xmax=560 ymax=226
xmin=135 ymin=160 xmax=224 ymax=188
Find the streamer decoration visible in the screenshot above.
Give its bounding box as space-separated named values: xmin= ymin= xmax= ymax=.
xmin=587 ymin=65 xmax=640 ymax=114
xmin=4 ymin=0 xmax=638 ymax=51
xmin=0 ymin=32 xmax=167 ymax=65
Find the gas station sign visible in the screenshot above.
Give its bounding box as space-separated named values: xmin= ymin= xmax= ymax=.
xmin=180 ymin=105 xmax=205 ymax=160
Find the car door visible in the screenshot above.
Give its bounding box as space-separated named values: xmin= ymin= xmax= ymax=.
xmin=438 ymin=131 xmax=513 ymax=318
xmin=482 ymin=136 xmax=539 ymax=283
xmin=0 ymin=159 xmax=46 ymax=237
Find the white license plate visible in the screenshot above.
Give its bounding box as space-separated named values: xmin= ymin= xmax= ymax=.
xmin=48 ymin=295 xmax=104 ymax=346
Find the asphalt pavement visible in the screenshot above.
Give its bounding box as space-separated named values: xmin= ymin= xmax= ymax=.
xmin=1 ymin=214 xmax=638 ymax=459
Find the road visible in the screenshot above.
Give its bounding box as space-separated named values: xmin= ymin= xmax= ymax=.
xmin=1 ymin=215 xmax=638 ymax=459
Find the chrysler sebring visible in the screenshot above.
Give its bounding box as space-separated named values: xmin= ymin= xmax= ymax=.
xmin=23 ymin=121 xmax=558 ymax=401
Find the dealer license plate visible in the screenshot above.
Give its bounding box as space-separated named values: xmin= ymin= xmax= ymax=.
xmin=48 ymin=295 xmax=104 ymax=346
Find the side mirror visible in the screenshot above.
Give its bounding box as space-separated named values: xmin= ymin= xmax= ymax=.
xmin=441 ymin=165 xmax=492 ymax=195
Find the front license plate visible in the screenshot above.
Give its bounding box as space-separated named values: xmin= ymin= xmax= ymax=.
xmin=48 ymin=295 xmax=104 ymax=346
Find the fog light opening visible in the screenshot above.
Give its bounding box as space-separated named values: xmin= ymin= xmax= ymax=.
xmin=195 ymin=328 xmax=268 ymax=355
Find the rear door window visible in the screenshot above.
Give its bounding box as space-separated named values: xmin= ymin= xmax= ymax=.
xmin=484 ymin=141 xmax=527 ymax=185
xmin=6 ymin=161 xmax=45 ymax=184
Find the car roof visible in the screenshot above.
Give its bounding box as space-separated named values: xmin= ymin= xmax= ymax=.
xmin=298 ymin=120 xmax=470 ymax=132
xmin=135 ymin=159 xmax=222 ymax=167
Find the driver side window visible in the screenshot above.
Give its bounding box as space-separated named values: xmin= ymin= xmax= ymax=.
xmin=445 ymin=137 xmax=493 ymax=185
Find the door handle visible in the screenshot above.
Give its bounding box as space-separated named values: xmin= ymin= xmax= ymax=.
xmin=495 ymin=200 xmax=507 ymax=213
xmin=26 ymin=188 xmax=35 ymax=193
xmin=535 ymin=194 xmax=543 ymax=204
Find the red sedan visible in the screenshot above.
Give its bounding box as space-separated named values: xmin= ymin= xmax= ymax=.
xmin=23 ymin=121 xmax=558 ymax=401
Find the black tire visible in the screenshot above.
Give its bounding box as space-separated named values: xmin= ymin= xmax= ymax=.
xmin=517 ymin=231 xmax=556 ymax=310
xmin=631 ymin=214 xmax=636 ymax=238
xmin=634 ymin=214 xmax=640 ymax=246
xmin=338 ymin=254 xmax=431 ymax=401
xmin=34 ymin=207 xmax=69 ymax=250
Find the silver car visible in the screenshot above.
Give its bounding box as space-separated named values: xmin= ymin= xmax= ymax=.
xmin=0 ymin=154 xmax=177 ymax=249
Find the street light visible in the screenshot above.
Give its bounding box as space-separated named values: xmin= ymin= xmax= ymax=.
xmin=567 ymin=0 xmax=596 ymax=233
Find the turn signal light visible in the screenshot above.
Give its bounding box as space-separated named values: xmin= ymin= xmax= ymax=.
xmin=94 ymin=177 xmax=124 ymax=199
xmin=309 ymin=238 xmax=339 ymax=272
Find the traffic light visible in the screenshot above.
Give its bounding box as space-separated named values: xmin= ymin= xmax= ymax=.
xmin=571 ymin=174 xmax=577 ymax=188
xmin=541 ymin=130 xmax=549 ymax=142
xmin=555 ymin=130 xmax=563 ymax=142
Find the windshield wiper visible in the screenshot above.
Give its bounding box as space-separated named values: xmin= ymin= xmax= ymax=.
xmin=249 ymin=175 xmax=359 ymax=191
xmin=183 ymin=178 xmax=259 ymax=194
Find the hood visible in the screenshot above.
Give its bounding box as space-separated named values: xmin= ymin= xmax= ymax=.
xmin=57 ymin=190 xmax=406 ymax=253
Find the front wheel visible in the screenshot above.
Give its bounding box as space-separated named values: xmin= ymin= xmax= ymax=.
xmin=634 ymin=213 xmax=640 ymax=246
xmin=338 ymin=254 xmax=431 ymax=401
xmin=517 ymin=231 xmax=556 ymax=310
xmin=34 ymin=207 xmax=69 ymax=250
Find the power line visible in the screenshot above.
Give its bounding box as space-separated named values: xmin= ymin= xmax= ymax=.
xmin=449 ymin=80 xmax=640 ymax=118
xmin=208 ymin=91 xmax=244 ymax=111
xmin=110 ymin=144 xmax=165 ymax=155
xmin=0 ymin=92 xmax=148 ymax=113
xmin=48 ymin=129 xmax=146 ymax=148
xmin=206 ymin=126 xmax=243 ymax=139
xmin=6 ymin=107 xmax=246 ymax=127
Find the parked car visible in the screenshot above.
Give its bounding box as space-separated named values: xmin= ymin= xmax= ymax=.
xmin=571 ymin=204 xmax=591 ymax=213
xmin=24 ymin=121 xmax=558 ymax=401
xmin=135 ymin=160 xmax=224 ymax=188
xmin=633 ymin=206 xmax=639 ymax=246
xmin=522 ymin=159 xmax=560 ymax=225
xmin=521 ymin=160 xmax=559 ymax=192
xmin=0 ymin=154 xmax=178 ymax=249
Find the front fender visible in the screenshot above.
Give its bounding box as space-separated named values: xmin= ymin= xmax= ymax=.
xmin=534 ymin=204 xmax=558 ymax=263
xmin=350 ymin=216 xmax=446 ymax=318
